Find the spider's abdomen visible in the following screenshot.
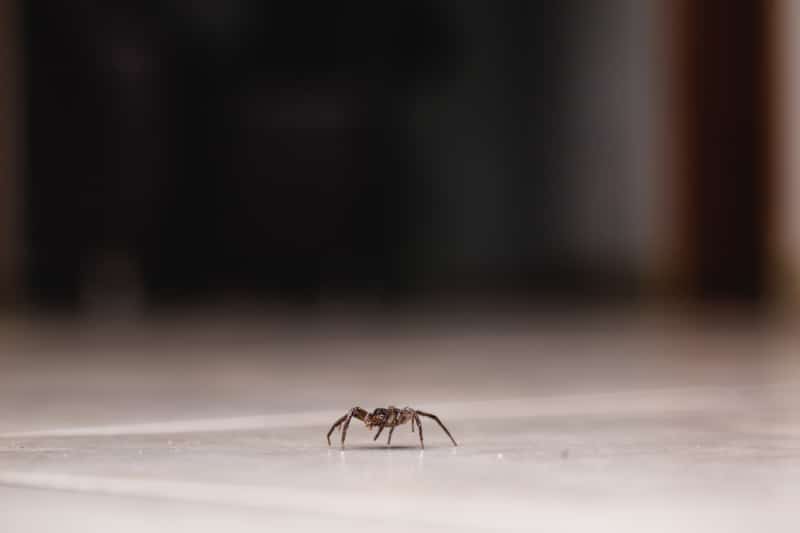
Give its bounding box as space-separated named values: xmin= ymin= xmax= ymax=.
xmin=391 ymin=411 xmax=413 ymax=427
xmin=366 ymin=407 xmax=413 ymax=428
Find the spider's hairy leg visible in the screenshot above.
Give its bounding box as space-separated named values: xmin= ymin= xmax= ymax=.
xmin=385 ymin=408 xmax=403 ymax=446
xmin=326 ymin=414 xmax=348 ymax=446
xmin=341 ymin=406 xmax=367 ymax=449
xmin=373 ymin=424 xmax=386 ymax=441
xmin=416 ymin=410 xmax=458 ymax=447
xmin=413 ymin=413 xmax=424 ymax=449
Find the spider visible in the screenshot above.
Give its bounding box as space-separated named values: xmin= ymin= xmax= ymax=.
xmin=326 ymin=406 xmax=458 ymax=449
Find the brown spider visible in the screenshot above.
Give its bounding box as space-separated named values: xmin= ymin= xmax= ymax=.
xmin=326 ymin=406 xmax=458 ymax=449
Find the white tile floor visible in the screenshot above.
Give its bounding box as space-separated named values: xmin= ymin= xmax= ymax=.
xmin=1 ymin=314 xmax=798 ymax=532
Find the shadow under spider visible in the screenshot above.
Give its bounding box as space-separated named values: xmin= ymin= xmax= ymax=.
xmin=335 ymin=444 xmax=430 ymax=451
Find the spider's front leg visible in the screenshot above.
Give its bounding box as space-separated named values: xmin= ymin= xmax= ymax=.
xmin=340 ymin=406 xmax=367 ymax=449
xmin=326 ymin=415 xmax=347 ymax=446
xmin=413 ymin=413 xmax=424 ymax=449
xmin=327 ymin=407 xmax=366 ymax=447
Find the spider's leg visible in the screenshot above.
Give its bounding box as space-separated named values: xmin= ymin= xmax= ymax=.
xmin=373 ymin=424 xmax=385 ymax=441
xmin=383 ymin=409 xmax=398 ymax=446
xmin=416 ymin=410 xmax=458 ymax=447
xmin=341 ymin=409 xmax=357 ymax=449
xmin=327 ymin=414 xmax=348 ymax=446
xmin=413 ymin=413 xmax=424 ymax=449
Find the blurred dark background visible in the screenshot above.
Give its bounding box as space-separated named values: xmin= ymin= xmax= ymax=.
xmin=0 ymin=0 xmax=792 ymax=314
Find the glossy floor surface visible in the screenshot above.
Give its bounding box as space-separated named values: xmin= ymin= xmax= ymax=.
xmin=1 ymin=313 xmax=798 ymax=532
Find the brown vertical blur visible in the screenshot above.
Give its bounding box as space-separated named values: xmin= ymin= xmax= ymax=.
xmin=0 ymin=0 xmax=21 ymax=308
xmin=669 ymin=0 xmax=774 ymax=303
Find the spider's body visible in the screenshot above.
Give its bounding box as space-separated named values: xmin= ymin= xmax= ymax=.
xmin=327 ymin=405 xmax=457 ymax=449
xmin=364 ymin=407 xmax=413 ymax=429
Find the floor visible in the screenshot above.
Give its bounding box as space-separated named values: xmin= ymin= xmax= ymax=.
xmin=0 ymin=312 xmax=798 ymax=531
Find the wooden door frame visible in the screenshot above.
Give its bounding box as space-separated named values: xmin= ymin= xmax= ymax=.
xmin=0 ymin=0 xmax=22 ymax=308
xmin=665 ymin=0 xmax=775 ymax=303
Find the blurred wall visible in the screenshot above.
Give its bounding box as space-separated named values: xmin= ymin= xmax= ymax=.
xmin=560 ymin=0 xmax=663 ymax=286
xmin=418 ymin=1 xmax=566 ymax=285
xmin=23 ymin=1 xmax=461 ymax=308
xmin=417 ymin=1 xmax=664 ymax=294
xmin=775 ymin=0 xmax=800 ymax=304
xmin=13 ymin=1 xmax=780 ymax=310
